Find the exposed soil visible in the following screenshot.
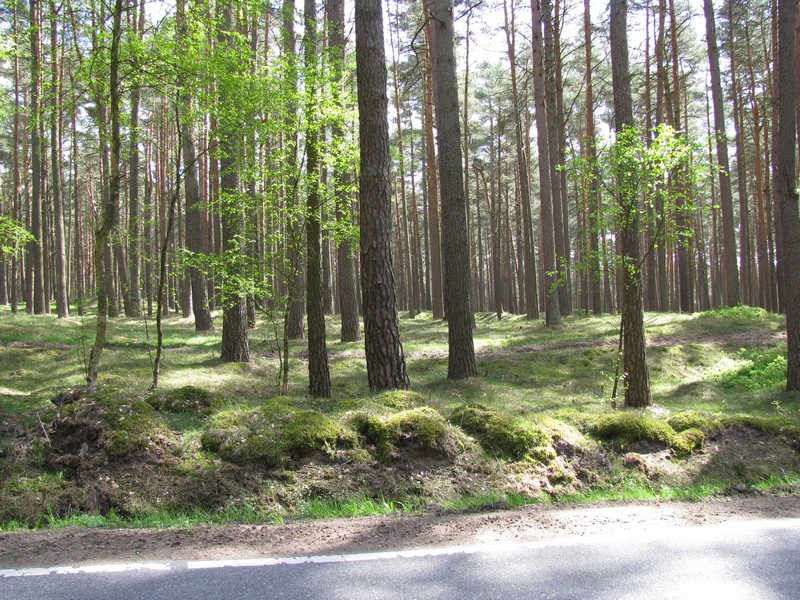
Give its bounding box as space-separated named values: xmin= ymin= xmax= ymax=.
xmin=1 ymin=494 xmax=799 ymax=568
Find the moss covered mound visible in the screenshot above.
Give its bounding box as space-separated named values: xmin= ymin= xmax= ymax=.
xmin=54 ymin=394 xmax=172 ymax=459
xmin=590 ymin=412 xmax=675 ymax=448
xmin=450 ymin=404 xmax=556 ymax=464
xmin=590 ymin=412 xmax=706 ymax=456
xmin=354 ymin=407 xmax=460 ymax=460
xmin=671 ymin=428 xmax=705 ymax=455
xmin=201 ymin=399 xmax=356 ymax=467
xmin=667 ymin=411 xmax=715 ymax=433
xmin=147 ymin=385 xmax=220 ymax=414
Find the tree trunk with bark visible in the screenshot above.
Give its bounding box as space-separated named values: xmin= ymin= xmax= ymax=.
xmin=531 ymin=0 xmax=561 ymax=325
xmin=704 ymin=0 xmax=740 ymax=307
xmin=774 ymin=0 xmax=800 ymax=390
xmin=87 ymin=0 xmax=124 ymax=388
xmin=355 ymin=0 xmax=410 ymax=391
xmin=327 ymin=0 xmax=361 ymax=343
xmin=304 ymin=0 xmax=331 ymax=398
xmin=429 ymin=0 xmax=477 ymax=379
xmin=218 ymin=0 xmax=249 ymax=363
xmin=610 ymin=0 xmax=652 ymax=408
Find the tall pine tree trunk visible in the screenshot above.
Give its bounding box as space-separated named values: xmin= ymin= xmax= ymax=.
xmin=355 ymin=0 xmax=410 ymax=391
xmin=504 ymin=0 xmax=538 ymax=320
xmin=218 ymin=0 xmax=249 ymax=363
xmin=49 ymin=0 xmax=68 ymax=318
xmin=531 ymin=0 xmax=561 ymax=325
xmin=610 ymin=0 xmax=652 ymax=408
xmin=704 ymin=0 xmax=740 ymax=307
xmin=429 ymin=0 xmax=477 ymax=379
xmin=327 ymin=0 xmax=361 ymax=343
xmin=304 ymin=0 xmax=331 ymax=398
xmin=775 ymin=0 xmax=800 ymax=389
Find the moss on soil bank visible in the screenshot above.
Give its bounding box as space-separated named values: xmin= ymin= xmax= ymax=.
xmin=0 ymin=309 xmax=798 ymax=528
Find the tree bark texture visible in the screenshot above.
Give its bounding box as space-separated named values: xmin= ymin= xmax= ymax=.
xmin=355 ymin=0 xmax=410 ymax=391
xmin=775 ymin=0 xmax=800 ymax=390
xmin=304 ymin=0 xmax=331 ymax=398
xmin=328 ymin=0 xmax=361 ymax=343
xmin=610 ymin=0 xmax=652 ymax=408
xmin=218 ymin=0 xmax=249 ymax=363
xmin=429 ymin=0 xmax=477 ymax=379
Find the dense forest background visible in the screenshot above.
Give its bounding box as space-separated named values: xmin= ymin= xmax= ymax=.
xmin=0 ymin=0 xmax=798 ymax=397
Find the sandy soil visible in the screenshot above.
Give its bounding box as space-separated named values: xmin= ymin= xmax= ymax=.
xmin=2 ymin=494 xmax=799 ymax=568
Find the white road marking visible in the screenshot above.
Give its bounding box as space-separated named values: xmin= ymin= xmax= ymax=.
xmin=0 ymin=562 xmax=171 ymax=578
xmin=2 ymin=518 xmax=798 ymax=578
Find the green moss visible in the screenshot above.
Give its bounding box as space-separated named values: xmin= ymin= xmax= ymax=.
xmin=671 ymin=428 xmax=705 ymax=455
xmin=358 ymin=407 xmax=455 ymax=458
xmin=590 ymin=412 xmax=676 ymax=447
xmin=450 ymin=404 xmax=556 ymax=464
xmin=200 ymin=399 xmax=356 ymax=467
xmin=147 ymin=385 xmax=221 ymax=414
xmin=720 ymin=415 xmax=800 ymax=436
xmin=667 ymin=411 xmax=715 ymax=433
xmin=377 ymin=390 xmax=426 ymax=411
xmin=61 ymin=394 xmax=171 ymax=458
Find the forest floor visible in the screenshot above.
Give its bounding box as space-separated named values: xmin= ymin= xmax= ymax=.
xmin=1 ymin=306 xmax=800 ymax=568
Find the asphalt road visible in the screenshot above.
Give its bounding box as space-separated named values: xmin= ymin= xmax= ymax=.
xmin=2 ymin=517 xmax=799 ymax=599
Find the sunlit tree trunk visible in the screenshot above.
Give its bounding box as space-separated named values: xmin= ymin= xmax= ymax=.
xmin=531 ymin=0 xmax=560 ymax=325
xmin=304 ymin=0 xmax=331 ymax=398
xmin=774 ymin=0 xmax=800 ymax=389
xmin=429 ymin=0 xmax=477 ymax=379
xmin=88 ymin=0 xmax=125 ymax=388
xmin=218 ymin=0 xmax=249 ymax=363
xmin=610 ymin=0 xmax=652 ymax=408
xmin=504 ymin=0 xmax=538 ymax=320
xmin=355 ymin=0 xmax=410 ymax=390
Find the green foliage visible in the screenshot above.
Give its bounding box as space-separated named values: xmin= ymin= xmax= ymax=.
xmin=0 ymin=472 xmax=70 ymax=527
xmin=0 ymin=216 xmax=34 ymax=262
xmin=714 ymin=347 xmax=788 ymax=391
xmin=450 ymin=404 xmax=556 ymax=464
xmin=200 ymin=399 xmax=356 ymax=467
xmin=61 ymin=393 xmax=172 ymax=458
xmin=377 ymin=390 xmax=426 ymax=411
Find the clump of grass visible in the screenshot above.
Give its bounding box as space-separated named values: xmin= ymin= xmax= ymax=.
xmin=450 ymin=404 xmax=556 ymax=464
xmin=291 ymin=495 xmax=423 ymax=520
xmin=0 ymin=472 xmax=70 ymax=527
xmin=200 ymin=398 xmax=357 ymax=467
xmin=671 ymin=428 xmax=705 ymax=455
xmin=377 ymin=390 xmax=426 ymax=411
